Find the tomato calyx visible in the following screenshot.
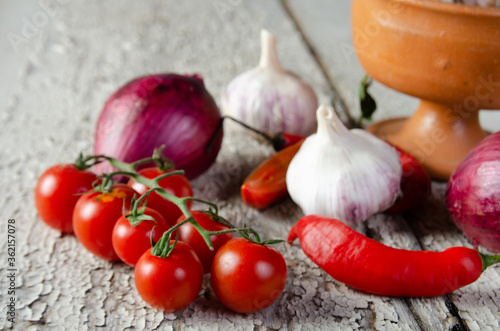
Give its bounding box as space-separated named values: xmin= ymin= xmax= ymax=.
xmin=69 ymin=154 xmax=119 ymax=194
xmin=124 ymin=194 xmax=158 ymax=227
xmin=73 ymin=153 xmax=104 ymax=171
xmin=151 ymin=145 xmax=176 ymax=172
xmin=151 ymin=226 xmax=181 ymax=258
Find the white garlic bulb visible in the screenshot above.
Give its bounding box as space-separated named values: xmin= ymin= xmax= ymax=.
xmin=286 ymin=104 xmax=402 ymax=226
xmin=221 ymin=29 xmax=318 ymax=136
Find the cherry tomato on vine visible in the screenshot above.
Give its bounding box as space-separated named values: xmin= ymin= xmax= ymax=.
xmin=73 ymin=184 xmax=137 ymax=261
xmin=135 ymin=242 xmax=203 ymax=312
xmin=128 ymin=167 xmax=193 ymax=224
xmin=112 ymin=207 xmax=172 ymax=267
xmin=176 ymin=211 xmax=233 ymax=273
xmin=211 ymin=238 xmax=287 ymax=313
xmin=35 ymin=164 xmax=98 ymax=233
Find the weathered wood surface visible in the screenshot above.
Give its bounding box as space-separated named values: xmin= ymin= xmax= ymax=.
xmin=0 ymin=0 xmax=499 ymax=330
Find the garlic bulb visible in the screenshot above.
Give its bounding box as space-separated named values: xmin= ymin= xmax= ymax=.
xmin=221 ymin=29 xmax=318 ymax=136
xmin=286 ymin=104 xmax=402 ymax=226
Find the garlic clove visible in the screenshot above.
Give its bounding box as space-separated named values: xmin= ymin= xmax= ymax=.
xmin=286 ymin=104 xmax=402 ymax=226
xmin=221 ymin=29 xmax=318 ymax=136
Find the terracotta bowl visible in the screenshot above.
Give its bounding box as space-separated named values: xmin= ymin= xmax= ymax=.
xmin=351 ymin=0 xmax=500 ymax=180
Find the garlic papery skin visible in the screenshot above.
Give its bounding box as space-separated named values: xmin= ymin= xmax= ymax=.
xmin=221 ymin=29 xmax=318 ymax=136
xmin=286 ymin=104 xmax=402 ymax=226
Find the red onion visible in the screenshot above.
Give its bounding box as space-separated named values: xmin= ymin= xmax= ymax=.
xmin=446 ymin=131 xmax=500 ymax=253
xmin=94 ymin=74 xmax=223 ymax=179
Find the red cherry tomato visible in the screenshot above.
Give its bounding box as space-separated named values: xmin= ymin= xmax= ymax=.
xmin=135 ymin=243 xmax=203 ymax=312
xmin=112 ymin=207 xmax=172 ymax=267
xmin=176 ymin=211 xmax=233 ymax=273
xmin=34 ymin=164 xmax=97 ymax=233
xmin=73 ymin=184 xmax=137 ymax=261
xmin=211 ymin=238 xmax=287 ymax=313
xmin=128 ymin=167 xmax=193 ymax=224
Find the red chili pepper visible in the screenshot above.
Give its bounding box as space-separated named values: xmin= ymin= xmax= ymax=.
xmin=241 ymin=139 xmax=304 ymax=209
xmin=288 ymin=215 xmax=500 ymax=297
xmin=271 ymin=132 xmax=306 ymax=151
xmin=385 ymin=144 xmax=431 ymax=213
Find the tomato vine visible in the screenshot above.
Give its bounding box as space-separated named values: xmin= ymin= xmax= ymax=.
xmin=84 ymin=147 xmax=284 ymax=258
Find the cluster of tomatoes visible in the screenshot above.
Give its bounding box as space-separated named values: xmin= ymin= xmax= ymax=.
xmin=34 ymin=159 xmax=287 ymax=314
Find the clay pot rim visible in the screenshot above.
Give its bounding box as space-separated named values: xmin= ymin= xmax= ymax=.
xmin=397 ymin=0 xmax=500 ymax=17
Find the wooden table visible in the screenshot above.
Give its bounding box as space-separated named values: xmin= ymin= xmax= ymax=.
xmin=1 ymin=1 xmax=499 ymax=330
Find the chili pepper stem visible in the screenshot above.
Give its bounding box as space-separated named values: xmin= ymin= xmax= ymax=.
xmin=480 ymin=253 xmax=500 ymax=271
xmin=207 ymin=115 xmax=302 ymax=153
xmin=224 ymin=116 xmax=275 ymax=143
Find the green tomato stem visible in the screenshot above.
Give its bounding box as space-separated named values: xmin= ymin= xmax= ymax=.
xmin=151 ymin=145 xmax=175 ymax=172
xmin=74 ymin=153 xmax=108 ymax=170
xmin=184 ymin=197 xmax=219 ymax=214
xmin=73 ymin=153 xmax=88 ymax=171
xmin=108 ymin=158 xmax=138 ymax=173
xmin=98 ymin=150 xmax=282 ymax=258
xmin=154 ymin=170 xmax=186 ymax=182
xmin=151 ymin=219 xmax=188 ymax=258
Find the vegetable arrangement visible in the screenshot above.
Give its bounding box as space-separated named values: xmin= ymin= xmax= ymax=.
xmin=34 ymin=36 xmax=499 ymax=318
xmin=289 ymin=215 xmax=500 ymax=297
xmin=35 ymin=150 xmax=287 ymax=314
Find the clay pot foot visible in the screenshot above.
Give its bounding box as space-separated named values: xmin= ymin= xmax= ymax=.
xmin=367 ymin=100 xmax=488 ymax=180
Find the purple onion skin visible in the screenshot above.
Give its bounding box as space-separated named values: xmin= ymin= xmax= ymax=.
xmin=94 ymin=74 xmax=223 ymax=179
xmin=446 ymin=131 xmax=500 ymax=253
